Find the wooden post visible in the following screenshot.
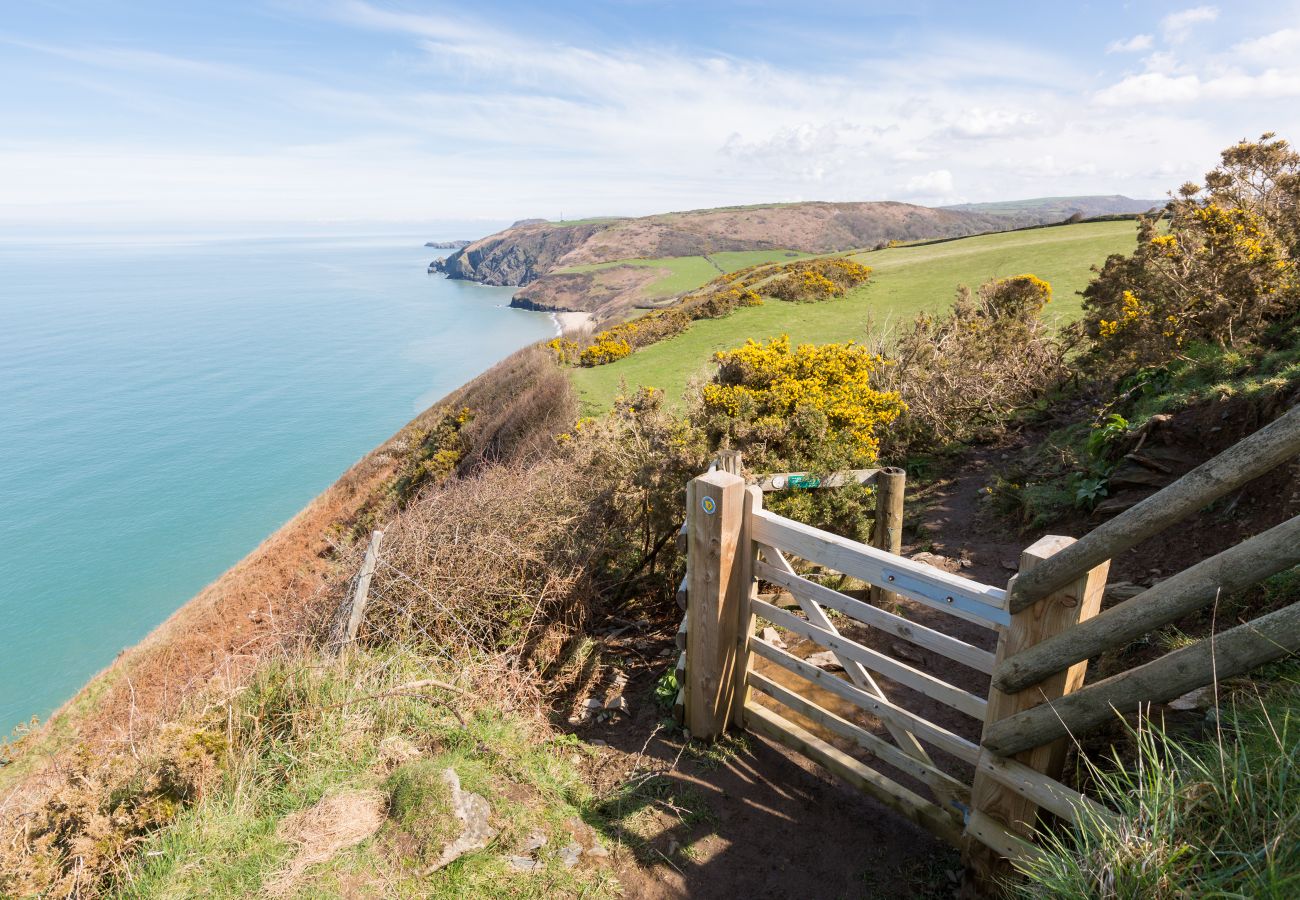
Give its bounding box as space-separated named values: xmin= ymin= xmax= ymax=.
xmin=870 ymin=467 xmax=905 ymax=606
xmin=963 ymin=535 xmax=1109 ymax=885
xmin=329 ymin=529 xmax=384 ymax=654
xmin=685 ymin=470 xmax=746 ymax=739
xmin=731 ymin=485 xmax=762 ymax=729
xmin=718 ymin=449 xmax=743 ymax=476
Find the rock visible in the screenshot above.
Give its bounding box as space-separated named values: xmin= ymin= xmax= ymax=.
xmin=1104 ymin=581 xmax=1145 ymax=604
xmin=806 ymin=651 xmax=844 ymax=671
xmin=586 ymin=842 xmax=610 ymax=858
xmin=605 ymin=696 xmax=629 ymax=714
xmin=521 ymin=831 xmax=548 ymax=852
xmin=760 ymin=626 xmax=787 ymax=650
xmin=1109 ymin=458 xmax=1173 ymax=489
xmin=910 ymin=552 xmax=961 ymax=573
xmin=583 ymin=698 xmax=605 ymax=709
xmin=587 ymin=739 xmax=608 ymax=747
xmin=1000 ymin=559 xmax=1019 ymax=572
xmin=559 ymin=842 xmax=583 ymax=868
xmin=426 ymin=768 xmax=499 ymax=872
xmin=508 ymin=855 xmax=542 ymax=872
xmin=667 ymin=839 xmax=681 ymax=855
xmin=1168 ymin=685 xmax=1215 ymax=711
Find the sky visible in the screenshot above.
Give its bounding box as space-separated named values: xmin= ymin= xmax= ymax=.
xmin=3 ymin=0 xmax=1300 ymax=236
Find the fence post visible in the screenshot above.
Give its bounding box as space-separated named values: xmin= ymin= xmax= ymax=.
xmin=731 ymin=485 xmax=763 ymax=729
xmin=328 ymin=529 xmax=384 ymax=655
xmin=718 ymin=448 xmax=743 ymax=476
xmin=685 ymin=469 xmax=747 ymax=739
xmin=869 ymin=466 xmax=906 ymax=606
xmin=963 ymin=535 xmax=1109 ymax=884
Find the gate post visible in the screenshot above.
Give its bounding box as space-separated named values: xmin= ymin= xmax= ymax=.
xmin=870 ymin=466 xmax=906 ymax=606
xmin=963 ymin=535 xmax=1110 ymax=883
xmin=685 ymin=469 xmax=747 ymax=740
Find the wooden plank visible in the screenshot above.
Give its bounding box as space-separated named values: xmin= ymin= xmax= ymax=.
xmin=752 ymin=597 xmax=988 ymax=719
xmin=973 ymin=751 xmax=1116 ymax=829
xmin=730 ymin=485 xmax=762 ymax=729
xmin=744 ymin=702 xmax=965 ymax=847
xmin=757 ymin=543 xmax=963 ymax=812
xmin=965 ymin=810 xmax=1044 ymax=865
xmin=751 ymin=509 xmax=1009 ymax=627
xmin=685 ymin=470 xmax=747 ymax=739
xmin=1009 ymin=404 xmax=1300 ymax=611
xmin=749 ymin=637 xmax=981 ymax=764
xmin=676 ymin=572 xmax=688 ymax=612
xmin=748 ymin=670 xmax=971 ymax=808
xmin=870 ymin=467 xmax=906 ymax=606
xmin=984 ymin=597 xmax=1300 ymax=757
xmin=965 ymin=536 xmax=1109 ymax=884
xmin=329 ymin=529 xmax=384 ymax=654
xmin=675 ymin=615 xmax=688 ymax=651
xmin=759 ymin=468 xmax=878 ymax=489
xmin=757 ymin=559 xmax=996 ymax=674
xmin=995 ymin=512 xmax=1300 ymax=693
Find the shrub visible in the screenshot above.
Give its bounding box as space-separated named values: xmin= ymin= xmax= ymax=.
xmin=579 ymin=337 xmax=632 ymax=366
xmin=1083 ymin=133 xmax=1300 ymax=373
xmin=767 ymin=258 xmax=873 ymax=302
xmin=696 ymin=335 xmax=904 ymax=540
xmin=880 ymin=274 xmax=1066 ymax=453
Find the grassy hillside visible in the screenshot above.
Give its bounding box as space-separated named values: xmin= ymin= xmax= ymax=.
xmin=555 ymin=249 xmax=812 ymax=299
xmin=570 ymin=219 xmax=1138 ymax=411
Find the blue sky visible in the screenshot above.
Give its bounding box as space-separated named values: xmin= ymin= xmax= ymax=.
xmin=4 ymin=0 xmax=1300 ymax=234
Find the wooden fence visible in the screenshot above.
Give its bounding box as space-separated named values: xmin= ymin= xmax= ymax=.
xmin=680 ymin=404 xmax=1300 ymax=884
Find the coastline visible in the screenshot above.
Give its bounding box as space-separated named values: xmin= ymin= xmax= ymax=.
xmin=552 ymin=310 xmax=593 ymax=335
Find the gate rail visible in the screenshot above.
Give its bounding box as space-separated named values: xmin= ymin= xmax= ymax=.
xmin=681 ymin=404 xmax=1300 ymax=882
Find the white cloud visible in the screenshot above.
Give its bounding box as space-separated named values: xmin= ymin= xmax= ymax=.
xmin=1095 ymin=72 xmax=1202 ymax=106
xmin=903 ymin=169 xmax=954 ymax=197
xmin=946 ymin=108 xmax=1040 ymax=139
xmin=1161 ymin=6 xmax=1219 ymax=43
xmin=1232 ymin=28 xmax=1300 ymax=64
xmin=1107 ymin=34 xmax=1154 ymax=54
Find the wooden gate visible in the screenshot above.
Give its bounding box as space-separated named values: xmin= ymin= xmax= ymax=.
xmin=679 ymin=404 xmax=1300 ymax=879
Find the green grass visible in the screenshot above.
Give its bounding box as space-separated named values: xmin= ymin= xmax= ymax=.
xmin=1015 ymin=660 xmax=1300 ymax=897
xmin=101 ymin=652 xmax=616 ymax=899
xmin=571 ymin=220 xmax=1138 ymax=412
xmin=557 ymin=249 xmax=812 ymax=299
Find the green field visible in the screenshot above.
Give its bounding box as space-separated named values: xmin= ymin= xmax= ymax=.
xmin=570 ymin=220 xmax=1137 ymax=411
xmin=558 ymin=248 xmax=811 ymax=298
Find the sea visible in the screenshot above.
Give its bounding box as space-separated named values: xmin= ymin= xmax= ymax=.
xmin=0 ymin=235 xmax=554 ymax=733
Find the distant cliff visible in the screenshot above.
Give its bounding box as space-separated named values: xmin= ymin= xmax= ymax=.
xmin=425 ymin=240 xmax=472 ymax=249
xmin=430 ymin=197 xmax=1156 ymax=291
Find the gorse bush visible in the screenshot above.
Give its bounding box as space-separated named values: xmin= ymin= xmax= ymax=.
xmin=880 ymin=274 xmax=1066 ymax=453
xmin=766 ymin=257 xmax=872 ymax=302
xmin=697 ymin=335 xmax=904 ymax=540
xmin=1084 ymin=133 xmax=1300 ymax=372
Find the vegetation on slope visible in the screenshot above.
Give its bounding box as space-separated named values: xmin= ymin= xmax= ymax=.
xmin=571 ymin=219 xmax=1138 ymax=411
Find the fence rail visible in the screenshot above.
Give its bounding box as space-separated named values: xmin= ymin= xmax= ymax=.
xmin=679 ymin=402 xmax=1300 ymax=887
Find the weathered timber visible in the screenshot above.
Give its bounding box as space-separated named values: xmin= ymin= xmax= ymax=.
xmin=328 ymin=529 xmax=384 ymax=654
xmin=751 ymin=597 xmax=988 ymax=719
xmin=870 ymin=466 xmax=906 ymax=606
xmin=973 ymin=751 xmax=1116 ymax=828
xmin=749 ymin=637 xmax=981 ymax=763
xmin=983 ymin=598 xmax=1300 ymax=756
xmin=685 ymin=470 xmax=746 ymax=739
xmin=1008 ymin=405 xmax=1300 ymax=612
xmin=996 ymin=513 xmax=1300 ymax=693
xmin=748 ymin=670 xmax=971 ymax=807
xmin=751 ymin=508 xmax=1008 ymax=626
xmin=753 ymin=468 xmax=880 ymax=492
xmin=964 ymin=536 xmax=1108 ymax=883
xmin=744 ymin=702 xmax=965 ymax=846
xmin=756 ymin=558 xmax=995 ymax=673
xmin=730 ymin=485 xmax=762 ymax=729
xmin=755 ymin=544 xmax=963 ymax=810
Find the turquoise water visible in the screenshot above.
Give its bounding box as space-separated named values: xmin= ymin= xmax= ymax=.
xmin=0 ymin=236 xmax=552 ymax=732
